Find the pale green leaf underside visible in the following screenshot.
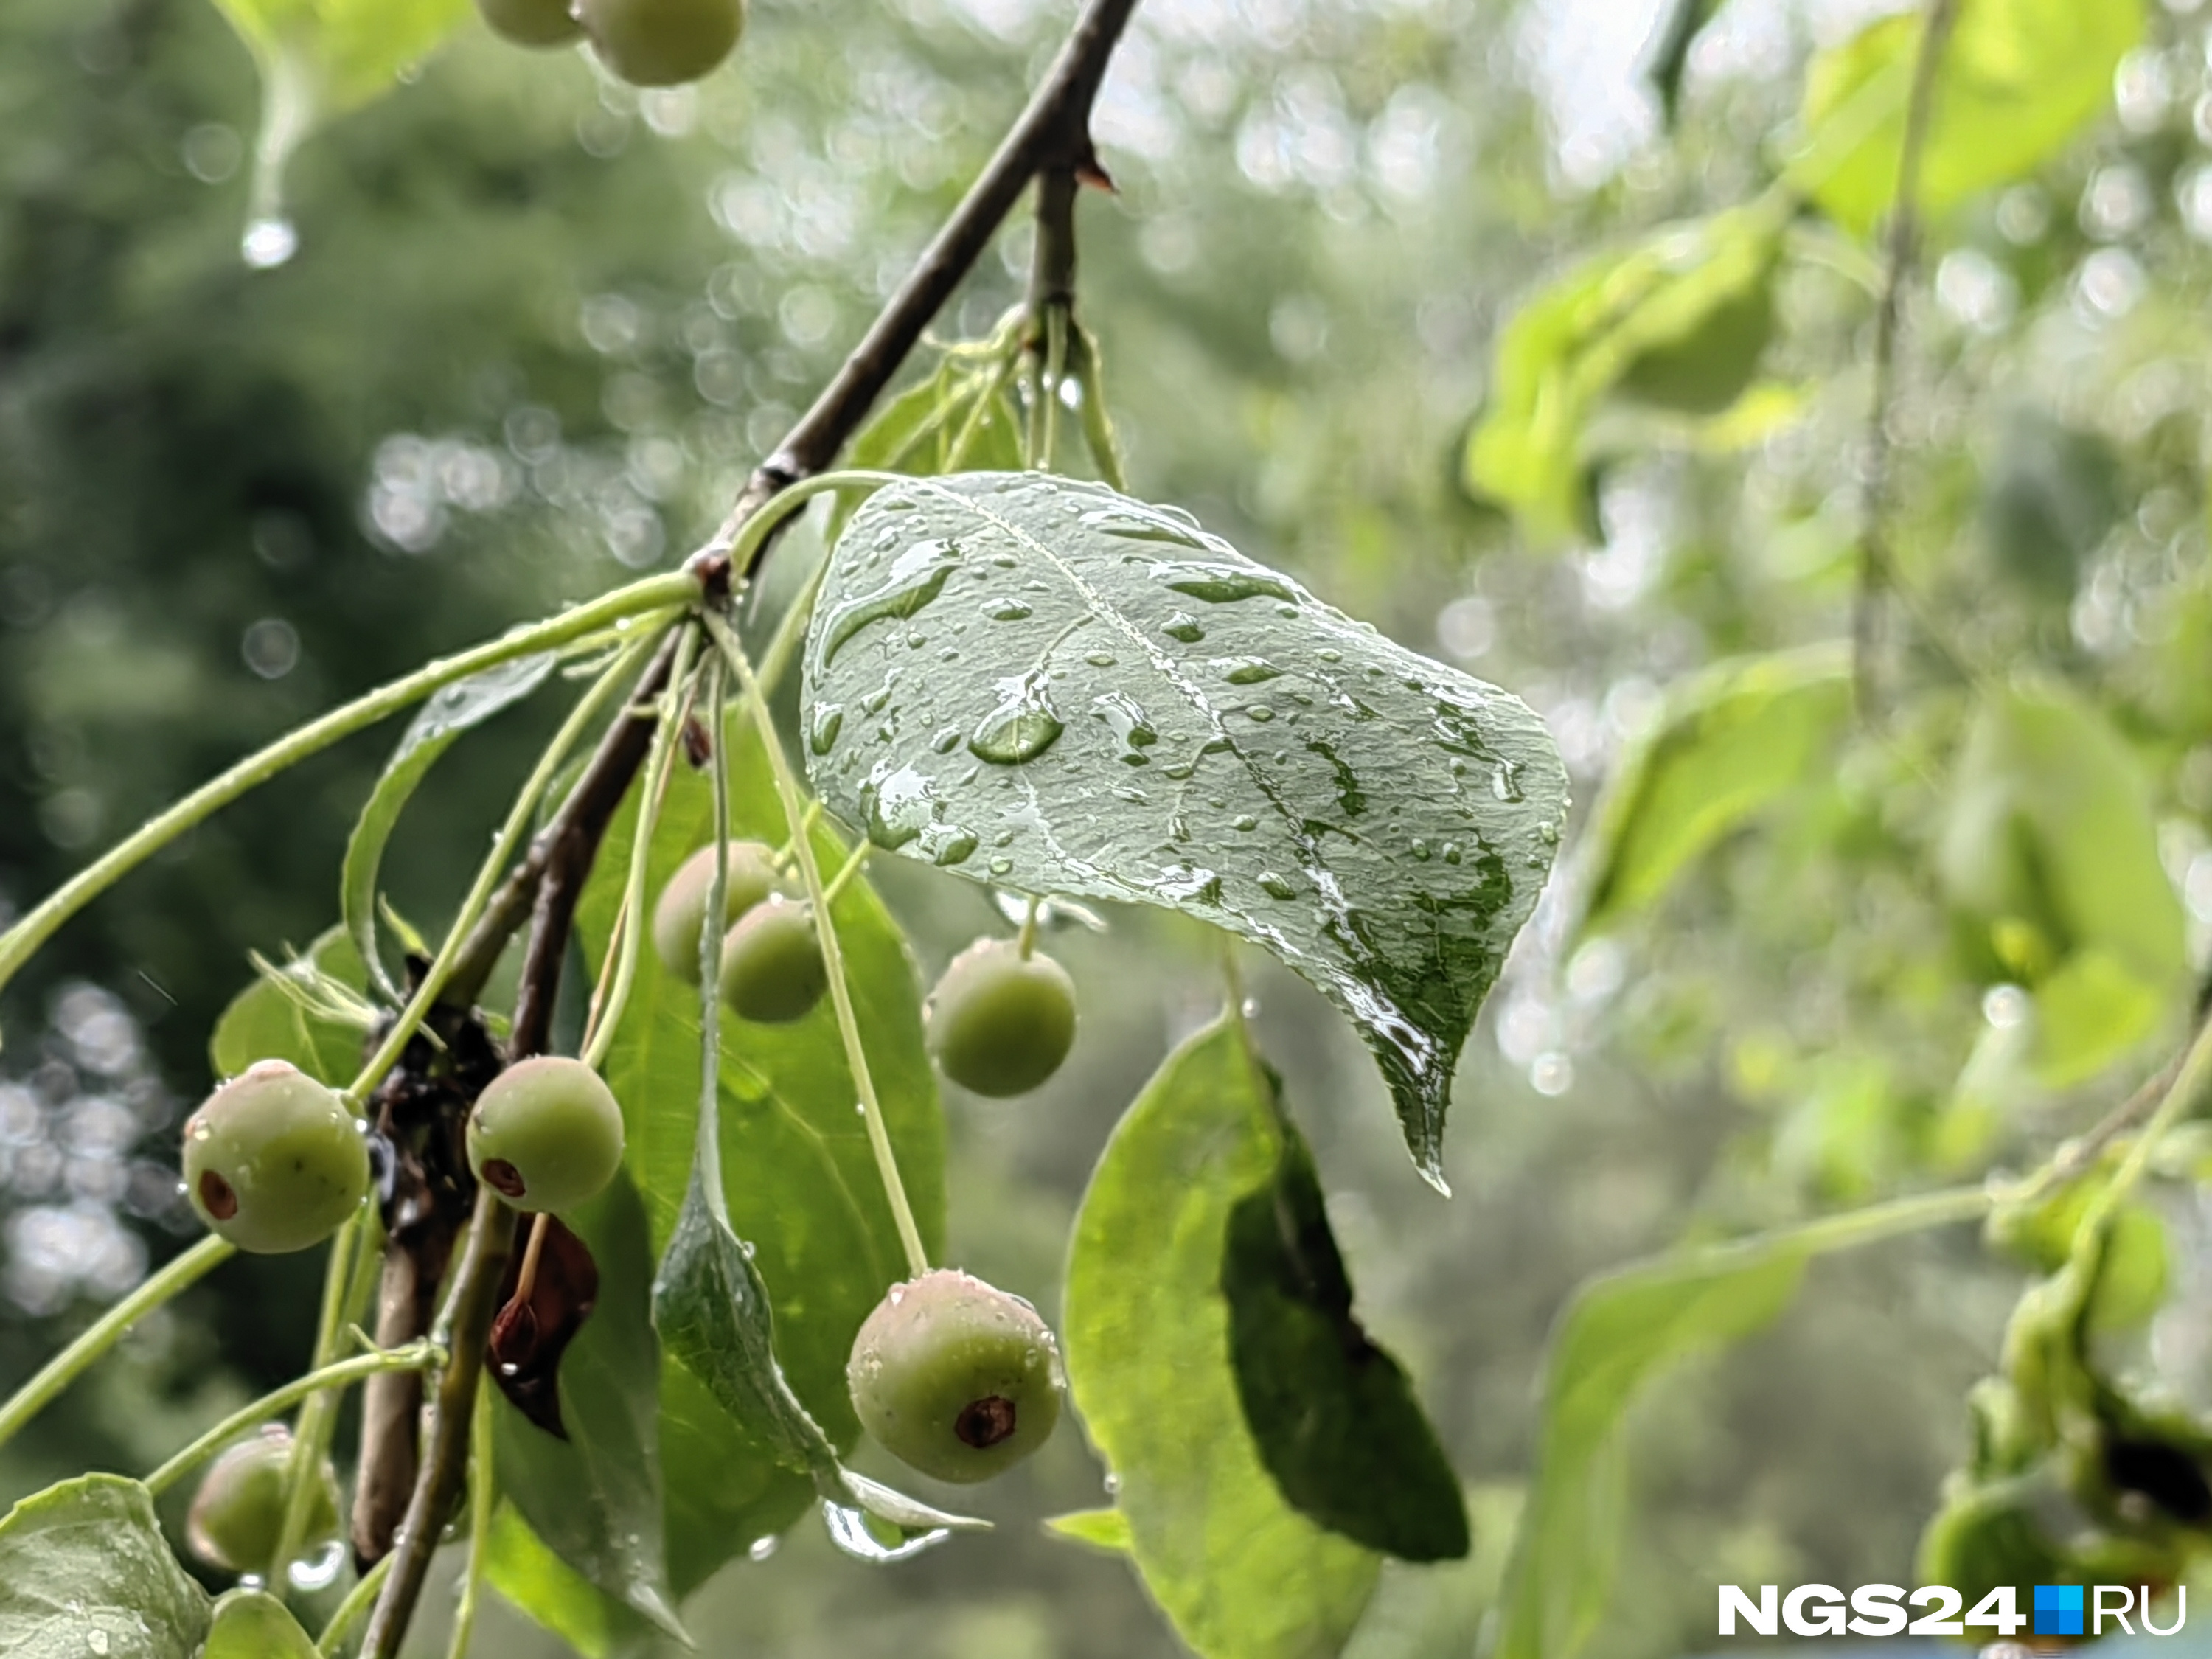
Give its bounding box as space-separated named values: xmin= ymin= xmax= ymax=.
xmin=0 ymin=1475 xmax=210 ymax=1658
xmin=1063 ymin=1017 xmax=1379 ymax=1659
xmin=201 ymin=1590 xmax=317 ymax=1658
xmin=803 ymin=473 xmax=1567 ymax=1184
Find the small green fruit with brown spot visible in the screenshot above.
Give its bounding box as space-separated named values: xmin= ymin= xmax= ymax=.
xmin=466 ymin=1055 xmax=625 ymax=1214
xmin=926 ymin=938 xmax=1077 ymax=1096
xmin=182 ymin=1060 xmax=369 ymax=1254
xmin=476 ymin=0 xmax=582 ymax=46
xmin=846 ymin=1268 xmax=1063 ymax=1484
xmin=578 ymin=0 xmax=743 ymax=86
xmin=653 ymin=840 xmax=785 ymax=984
xmin=718 ymin=897 xmax=827 ymax=1023
xmin=185 ymin=1424 xmax=341 ymax=1576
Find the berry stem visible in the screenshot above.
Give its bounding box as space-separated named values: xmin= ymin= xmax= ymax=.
xmin=144 ymin=1341 xmax=439 ymax=1498
xmin=702 ymin=610 xmax=931 ymax=1281
xmin=512 ymin=1211 xmax=553 ymax=1312
xmin=350 ymin=624 xmax=669 ymax=1107
xmin=314 ymin=1555 xmax=392 ymax=1658
xmin=689 ymin=658 xmax=735 ymax=1208
xmin=582 ymin=627 xmax=701 ymax=1074
xmin=1017 ymin=896 xmax=1040 ymax=960
xmin=0 ymin=577 xmax=695 ymax=1040
xmin=821 ymin=842 xmax=874 ymax=909
xmin=445 ymin=1381 xmax=497 ymax=1659
xmin=0 ymin=1235 xmax=234 ymax=1453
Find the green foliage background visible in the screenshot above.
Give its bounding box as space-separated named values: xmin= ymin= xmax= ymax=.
xmin=1 ymin=0 xmax=2208 ymax=1653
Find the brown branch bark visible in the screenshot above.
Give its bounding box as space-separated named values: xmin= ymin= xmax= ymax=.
xmin=355 ymin=1 xmax=1141 ymax=1647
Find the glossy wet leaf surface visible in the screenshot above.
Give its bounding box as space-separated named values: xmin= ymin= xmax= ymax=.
xmin=0 ymin=1475 xmax=210 ymax=1658
xmin=577 ymin=717 xmax=945 ymax=1591
xmin=491 ymin=1172 xmax=686 ymax=1638
xmin=803 ymin=473 xmax=1566 ymax=1185
xmin=341 ymin=653 xmax=554 ymax=998
xmin=484 ymin=1502 xmax=653 ymax=1659
xmin=1223 ymin=1116 xmax=1469 ymax=1562
xmin=1063 ymin=1016 xmax=1379 ymax=1659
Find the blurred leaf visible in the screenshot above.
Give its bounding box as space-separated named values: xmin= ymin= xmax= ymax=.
xmin=208 ymin=925 xmax=370 ymax=1086
xmin=201 ymin=1589 xmax=316 ymax=1657
xmin=209 ymin=0 xmax=472 ymax=242
xmin=1643 ymin=0 xmax=1722 ymax=126
xmin=1938 ymin=681 xmax=2186 ymax=1084
xmin=1494 ymin=1193 xmax=1983 ymax=1659
xmin=1979 ymin=414 xmax=2121 ymax=604
xmin=484 ymin=1503 xmax=650 ymax=1659
xmin=1991 ymin=1175 xmax=2167 ymax=1336
xmin=1464 ymin=210 xmax=1782 ymax=544
xmin=1798 ymin=0 xmax=2144 ymax=239
xmin=1045 ymin=1509 xmax=1133 ymax=1553
xmin=803 ymin=474 xmax=1565 ymax=1187
xmin=0 ymin=1474 xmax=210 ymax=1658
xmin=493 ymin=1169 xmax=686 ymax=1639
xmin=1223 ymin=1119 xmax=1469 ymax=1562
xmin=577 ymin=717 xmax=945 ymax=1591
xmin=1064 ymin=1015 xmax=1380 ymax=1659
xmin=341 ymin=653 xmax=554 ymax=998
xmin=1579 ymin=646 xmax=1851 ymax=935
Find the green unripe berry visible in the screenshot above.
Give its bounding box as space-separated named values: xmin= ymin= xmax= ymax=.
xmin=466 ymin=1055 xmax=626 ymax=1214
xmin=476 ymin=0 xmax=582 ymax=46
xmin=579 ymin=0 xmax=743 ymax=86
xmin=185 ymin=1425 xmax=341 ymax=1576
xmin=847 ymin=1269 xmax=1064 ymax=1484
xmin=718 ymin=897 xmax=827 ymax=1023
xmin=182 ymin=1061 xmax=369 ymax=1254
xmin=926 ymin=938 xmax=1077 ymax=1096
xmin=652 ymin=840 xmax=784 ymax=984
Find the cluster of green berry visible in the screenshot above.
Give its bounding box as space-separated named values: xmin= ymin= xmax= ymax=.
xmin=476 ymin=0 xmax=742 ymax=88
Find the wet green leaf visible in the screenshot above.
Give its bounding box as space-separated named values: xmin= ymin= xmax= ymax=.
xmin=1064 ymin=1016 xmax=1380 ymax=1659
xmin=577 ymin=717 xmax=946 ymax=1591
xmin=1462 ymin=209 xmax=1783 ymax=546
xmin=1938 ymin=681 xmax=2187 ymax=1085
xmin=484 ymin=1503 xmax=652 ymax=1659
xmin=0 ymin=1475 xmax=210 ymax=1658
xmin=1798 ymin=0 xmax=2144 ymax=239
xmin=208 ymin=925 xmax=371 ymax=1086
xmin=1579 ymin=646 xmax=1851 ymax=935
xmin=1044 ymin=1508 xmax=1133 ymax=1553
xmin=201 ymin=1589 xmax=316 ymax=1658
xmin=341 ymin=653 xmax=554 ymax=998
xmin=1223 ymin=1119 xmax=1468 ymax=1562
xmin=804 ymin=474 xmax=1565 ymax=1186
xmin=492 ymin=1168 xmax=687 ymax=1639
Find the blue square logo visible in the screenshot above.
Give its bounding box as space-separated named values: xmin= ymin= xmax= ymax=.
xmin=2034 ymin=1585 xmax=2084 ymax=1637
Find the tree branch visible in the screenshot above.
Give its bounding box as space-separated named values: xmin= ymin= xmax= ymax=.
xmin=356 ymin=0 xmax=1141 ymax=1644
xmin=1851 ymin=0 xmax=1960 ymax=718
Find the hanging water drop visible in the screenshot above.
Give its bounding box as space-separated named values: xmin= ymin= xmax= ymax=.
xmin=968 ymin=671 xmax=1065 ymax=765
xmin=241 ymin=217 xmax=299 ymax=269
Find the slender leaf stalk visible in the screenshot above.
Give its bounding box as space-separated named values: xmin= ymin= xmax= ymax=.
xmin=703 ymin=611 xmax=930 ymax=1279
xmin=445 ymin=1381 xmax=497 ymax=1659
xmin=316 ymin=1555 xmax=392 ymax=1658
xmin=268 ymin=1208 xmax=379 ymax=1593
xmin=695 ymin=659 xmax=734 ymax=1206
xmin=0 ymin=1234 xmax=232 ymax=1453
xmin=146 ymin=1343 xmax=438 ymax=1498
xmin=582 ymin=629 xmax=700 ymax=1073
xmin=0 ymin=575 xmax=696 ymax=1031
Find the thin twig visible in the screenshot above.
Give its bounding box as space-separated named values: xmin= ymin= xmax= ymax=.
xmin=1851 ymin=0 xmax=1961 ymax=718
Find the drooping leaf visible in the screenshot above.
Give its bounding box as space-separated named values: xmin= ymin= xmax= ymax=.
xmin=1797 ymin=0 xmax=2144 ymax=240
xmin=484 ymin=1503 xmax=653 ymax=1659
xmin=1643 ymin=0 xmax=1723 ymax=126
xmin=1578 ymin=646 xmax=1851 ymax=935
xmin=802 ymin=474 xmax=1565 ymax=1186
xmin=208 ymin=925 xmax=371 ymax=1086
xmin=492 ymin=1169 xmax=686 ymax=1639
xmin=201 ymin=1590 xmax=316 ymax=1658
xmin=1462 ymin=209 xmax=1783 ymax=546
xmin=1938 ymin=680 xmax=2187 ymax=1085
xmin=1492 ymin=1194 xmax=1984 ymax=1659
xmin=1044 ymin=1508 xmax=1134 ymax=1553
xmin=341 ymin=653 xmax=555 ymax=998
xmin=1223 ymin=1118 xmax=1467 ymax=1562
xmin=577 ymin=716 xmax=948 ymax=1591
xmin=0 ymin=1475 xmax=210 ymax=1658
xmin=209 ymin=0 xmax=473 ymax=257
xmin=1063 ymin=1016 xmax=1380 ymax=1659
